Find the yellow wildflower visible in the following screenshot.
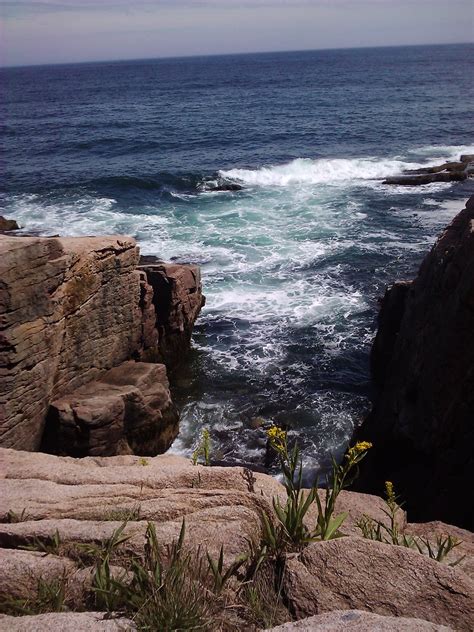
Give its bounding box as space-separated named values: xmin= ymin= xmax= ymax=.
xmin=354 ymin=441 xmax=373 ymax=453
xmin=346 ymin=441 xmax=373 ymax=464
xmin=266 ymin=425 xmax=287 ymax=453
xmin=385 ymin=480 xmax=395 ymax=503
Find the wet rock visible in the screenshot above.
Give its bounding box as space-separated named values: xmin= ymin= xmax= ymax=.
xmin=209 ymin=182 xmax=243 ymax=191
xmin=383 ymin=171 xmax=467 ymax=185
xmin=282 ymin=537 xmax=474 ymax=630
xmin=0 ymin=216 xmax=19 ymax=232
xmin=383 ymin=153 xmax=473 ymax=185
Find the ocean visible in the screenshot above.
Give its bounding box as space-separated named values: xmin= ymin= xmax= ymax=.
xmin=2 ymin=43 xmax=473 ymax=479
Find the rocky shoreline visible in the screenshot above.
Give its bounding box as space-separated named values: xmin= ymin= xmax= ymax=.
xmin=1 ymin=197 xmax=473 ymax=630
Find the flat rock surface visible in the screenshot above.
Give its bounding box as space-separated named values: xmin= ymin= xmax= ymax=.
xmin=0 ymin=612 xmax=135 ymax=631
xmin=266 ymin=610 xmax=453 ymax=631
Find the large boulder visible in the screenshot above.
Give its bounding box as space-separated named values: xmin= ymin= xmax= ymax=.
xmin=43 ymin=361 xmax=178 ymax=456
xmin=358 ymin=195 xmax=474 ymax=530
xmin=282 ymin=537 xmax=474 ymax=630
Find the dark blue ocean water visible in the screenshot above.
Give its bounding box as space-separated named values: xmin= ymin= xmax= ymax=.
xmin=2 ymin=44 xmax=473 ymax=475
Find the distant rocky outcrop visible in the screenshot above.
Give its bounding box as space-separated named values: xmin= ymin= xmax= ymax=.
xmin=383 ymin=154 xmax=474 ymax=185
xmin=139 ymin=261 xmax=205 ymax=366
xmin=0 ymin=234 xmax=203 ymax=455
xmin=358 ymin=195 xmax=474 ymax=530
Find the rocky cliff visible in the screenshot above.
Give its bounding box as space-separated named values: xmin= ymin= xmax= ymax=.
xmin=0 ymin=235 xmax=204 ymax=455
xmin=359 ymin=195 xmax=474 ymax=530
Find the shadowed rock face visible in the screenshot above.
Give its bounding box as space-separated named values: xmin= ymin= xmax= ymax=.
xmin=358 ymin=195 xmax=474 ymax=530
xmin=139 ymin=263 xmax=205 ymax=367
xmin=0 ymin=235 xmax=203 ymax=454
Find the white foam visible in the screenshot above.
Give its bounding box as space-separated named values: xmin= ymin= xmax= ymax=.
xmin=220 ymin=157 xmax=412 ymax=187
xmin=219 ymin=143 xmax=474 ymax=189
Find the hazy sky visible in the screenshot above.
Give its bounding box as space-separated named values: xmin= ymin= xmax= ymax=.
xmin=1 ymin=0 xmax=473 ymax=67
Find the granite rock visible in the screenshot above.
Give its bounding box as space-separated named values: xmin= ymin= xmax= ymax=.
xmin=282 ymin=537 xmax=474 ymax=630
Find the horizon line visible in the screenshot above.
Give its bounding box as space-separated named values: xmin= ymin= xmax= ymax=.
xmin=1 ymin=40 xmax=472 ymax=70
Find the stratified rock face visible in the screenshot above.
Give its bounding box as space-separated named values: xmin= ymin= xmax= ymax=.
xmin=0 ymin=235 xmax=203 ymax=453
xmin=359 ymin=195 xmax=474 ymax=529
xmin=139 ymin=262 xmax=205 ymax=366
xmin=0 ymin=235 xmax=143 ymax=451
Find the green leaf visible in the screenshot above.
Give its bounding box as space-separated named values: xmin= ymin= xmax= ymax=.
xmin=322 ymin=512 xmax=348 ymax=540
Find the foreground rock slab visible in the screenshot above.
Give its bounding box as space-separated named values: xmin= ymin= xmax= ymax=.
xmin=282 ymin=537 xmax=474 ymax=631
xmin=267 ymin=610 xmax=453 ymax=631
xmin=0 ymin=612 xmax=135 ymax=631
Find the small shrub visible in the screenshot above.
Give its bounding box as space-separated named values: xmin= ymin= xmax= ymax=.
xmin=357 ymin=481 xmax=465 ymax=566
xmin=21 ymin=530 xmax=62 ymax=556
xmin=6 ymin=509 xmax=30 ymax=523
xmin=103 ymin=505 xmax=141 ymax=522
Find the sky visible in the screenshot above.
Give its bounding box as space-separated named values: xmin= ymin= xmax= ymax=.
xmin=1 ymin=0 xmax=473 ymax=67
